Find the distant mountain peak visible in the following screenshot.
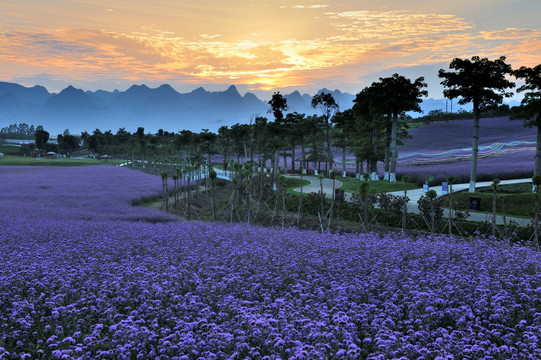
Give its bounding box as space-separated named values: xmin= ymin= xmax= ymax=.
xmin=60 ymin=85 xmax=80 ymax=93
xmin=225 ymin=85 xmax=240 ymax=95
xmin=157 ymin=84 xmax=174 ymax=91
xmin=290 ymin=90 xmax=301 ymax=96
xmin=126 ymin=84 xmax=150 ymax=92
xmin=191 ymin=86 xmax=207 ymax=94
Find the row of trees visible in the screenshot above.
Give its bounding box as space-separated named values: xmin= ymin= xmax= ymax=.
xmin=0 ymin=123 xmax=37 ymax=139
xmin=17 ymin=56 xmax=541 ymax=192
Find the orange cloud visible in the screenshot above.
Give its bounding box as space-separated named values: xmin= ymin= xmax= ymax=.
xmin=480 ymin=28 xmax=541 ymax=40
xmin=1 ymin=5 xmax=540 ymax=92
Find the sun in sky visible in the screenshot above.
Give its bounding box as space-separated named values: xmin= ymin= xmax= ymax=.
xmin=1 ymin=0 xmax=540 ymax=97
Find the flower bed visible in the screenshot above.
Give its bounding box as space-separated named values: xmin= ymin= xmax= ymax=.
xmin=1 ymin=166 xmax=541 ymax=358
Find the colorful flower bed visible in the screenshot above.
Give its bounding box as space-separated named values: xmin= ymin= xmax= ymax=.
xmin=1 ymin=166 xmax=541 ymax=358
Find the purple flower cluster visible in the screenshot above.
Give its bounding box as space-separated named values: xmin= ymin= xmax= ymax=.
xmin=2 ymin=166 xmax=541 ymax=358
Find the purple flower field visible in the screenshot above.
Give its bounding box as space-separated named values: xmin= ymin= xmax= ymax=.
xmin=396 ymin=150 xmax=535 ymax=183
xmin=2 ymin=166 xmax=541 ymax=358
xmin=0 ymin=166 xmax=177 ymax=222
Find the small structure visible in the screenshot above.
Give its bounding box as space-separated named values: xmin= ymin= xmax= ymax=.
xmin=45 ymin=151 xmax=57 ymax=159
xmin=0 ymin=152 xmax=4 ymax=159
xmin=295 ymin=152 xmax=333 ymax=173
xmin=100 ymin=154 xmax=112 ymax=162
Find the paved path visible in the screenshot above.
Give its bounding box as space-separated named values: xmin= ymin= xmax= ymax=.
xmin=387 ymin=178 xmax=533 ymax=226
xmin=288 ymin=175 xmax=343 ymax=195
xmin=287 ymin=175 xmax=534 ymax=226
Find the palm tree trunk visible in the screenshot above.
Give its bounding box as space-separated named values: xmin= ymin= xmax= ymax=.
xmin=469 ymin=104 xmax=480 ymax=193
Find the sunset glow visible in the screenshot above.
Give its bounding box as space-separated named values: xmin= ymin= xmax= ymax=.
xmin=1 ymin=0 xmax=540 ymax=96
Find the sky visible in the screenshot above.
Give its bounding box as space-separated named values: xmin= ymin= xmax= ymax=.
xmin=1 ymin=0 xmax=540 ymax=100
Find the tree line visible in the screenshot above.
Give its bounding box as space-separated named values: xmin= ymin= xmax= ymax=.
xmin=13 ymin=56 xmax=541 ymax=191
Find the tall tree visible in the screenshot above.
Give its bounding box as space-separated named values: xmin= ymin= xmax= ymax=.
xmin=512 ymin=64 xmax=541 ymax=176
xmin=312 ymin=92 xmax=339 ymax=172
xmin=284 ymin=112 xmax=304 ymax=172
xmin=199 ymin=129 xmax=217 ymax=166
xmin=35 ymin=128 xmax=49 ymax=157
xmin=253 ymin=116 xmax=268 ymax=170
xmin=268 ymin=92 xmax=287 ymax=189
xmin=373 ymin=74 xmax=427 ymax=182
xmin=331 ymin=109 xmax=355 ymax=177
xmin=218 ymin=126 xmax=232 ymax=170
xmin=352 ymin=85 xmax=387 ymax=180
xmin=439 ymin=56 xmax=514 ymax=192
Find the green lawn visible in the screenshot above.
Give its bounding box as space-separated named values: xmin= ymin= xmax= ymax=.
xmin=284 ymin=178 xmax=311 ymax=194
xmin=337 ymin=177 xmax=418 ymax=193
xmin=449 ymin=190 xmax=536 ymax=218
xmin=0 ymin=145 xmax=21 ymax=155
xmin=0 ymin=155 xmax=101 ymax=166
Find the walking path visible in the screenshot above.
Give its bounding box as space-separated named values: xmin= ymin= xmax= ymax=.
xmin=287 ymin=175 xmax=534 ymax=226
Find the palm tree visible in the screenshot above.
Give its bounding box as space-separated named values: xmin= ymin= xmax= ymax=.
xmin=439 ymin=56 xmax=514 ymax=192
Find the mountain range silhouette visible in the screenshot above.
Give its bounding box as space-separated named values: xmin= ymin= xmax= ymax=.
xmin=0 ymin=81 xmax=514 ymax=135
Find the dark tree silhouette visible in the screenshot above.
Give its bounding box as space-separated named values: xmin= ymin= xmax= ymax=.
xmin=512 ymin=64 xmax=541 ymax=176
xmin=268 ymin=92 xmax=287 ymax=188
xmin=312 ymin=92 xmax=339 ymax=172
xmin=35 ymin=128 xmax=49 ymax=157
xmin=373 ymin=74 xmax=427 ymax=182
xmin=439 ymin=56 xmax=514 ymax=192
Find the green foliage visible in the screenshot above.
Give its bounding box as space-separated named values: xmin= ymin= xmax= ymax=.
xmin=269 ymin=92 xmax=287 ymax=122
xmin=439 ymin=56 xmax=515 ymax=111
xmin=511 ymin=64 xmax=541 ymax=128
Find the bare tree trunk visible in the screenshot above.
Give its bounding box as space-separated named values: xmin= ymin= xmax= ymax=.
xmin=320 ymin=177 xmax=324 ymax=215
xmin=372 ymin=126 xmax=379 ymax=180
xmin=389 ymin=113 xmax=398 ymax=182
xmin=299 ymin=170 xmax=304 ymax=226
xmin=535 ymin=187 xmax=540 ymax=249
xmin=492 ymin=187 xmax=497 ymax=237
xmin=384 ymin=124 xmax=391 ymax=181
xmin=274 ymin=148 xmax=279 ymax=189
xmin=342 ymin=147 xmax=346 ymax=177
xmin=301 ymin=140 xmax=306 ymax=174
xmin=325 ymin=117 xmax=332 ymax=173
xmin=448 ymin=184 xmax=453 ymax=237
xmin=291 ymin=142 xmax=296 ymax=173
xmin=469 ymin=104 xmax=480 ymax=193
xmin=534 ymin=124 xmax=541 ymax=176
